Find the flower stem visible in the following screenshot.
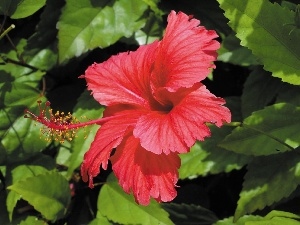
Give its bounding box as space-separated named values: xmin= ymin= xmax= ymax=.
xmin=0 ymin=24 xmax=15 ymax=40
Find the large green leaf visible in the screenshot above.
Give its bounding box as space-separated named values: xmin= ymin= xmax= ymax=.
xmin=214 ymin=211 xmax=300 ymax=225
xmin=89 ymin=214 xmax=112 ymax=225
xmin=0 ymin=0 xmax=46 ymax=19
xmin=7 ymin=171 xmax=71 ymax=221
xmin=179 ymin=126 xmax=251 ymax=179
xmin=217 ymin=0 xmax=300 ymax=85
xmin=247 ymin=217 xmax=300 ymax=225
xmin=134 ymin=12 xmax=163 ymax=45
xmin=26 ymin=0 xmax=64 ymax=56
xmin=0 ymin=83 xmax=49 ymax=164
xmin=276 ymin=83 xmax=300 ymax=106
xmin=242 ymin=67 xmax=300 ymax=118
xmin=241 ymin=67 xmax=282 ymax=118
xmin=97 ymin=174 xmax=174 ymax=225
xmin=0 ymin=38 xmax=55 ymax=164
xmin=6 ymin=165 xmax=49 ymax=221
xmin=234 ymin=152 xmax=300 ymax=220
xmin=57 ymin=0 xmax=148 ymax=63
xmin=1 ymin=39 xmax=47 ymax=85
xmin=214 ymin=215 xmax=263 ymax=225
xmin=162 ymin=203 xmax=218 ymax=225
xmin=218 ymin=33 xmax=259 ymax=66
xmin=220 ymin=103 xmax=300 ymax=156
xmin=19 ymin=216 xmax=46 ymax=225
xmin=248 ymin=211 xmax=300 ymax=225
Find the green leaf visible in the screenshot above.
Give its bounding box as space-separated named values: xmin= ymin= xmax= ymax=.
xmin=0 ymin=84 xmax=49 ymax=164
xmin=19 ymin=216 xmax=46 ymax=225
xmin=217 ymin=0 xmax=300 ymax=85
xmin=251 ymin=210 xmax=300 ymax=225
xmin=234 ymin=152 xmax=300 ymax=220
xmin=241 ymin=67 xmax=282 ymax=118
xmin=179 ymin=126 xmax=251 ymax=179
xmin=89 ymin=214 xmax=112 ymax=225
xmin=134 ymin=12 xmax=163 ymax=45
xmin=98 ymin=174 xmax=174 ymax=225
xmin=0 ymin=0 xmax=46 ymax=19
xmin=276 ymin=83 xmax=300 ymax=106
xmin=1 ymin=39 xmax=46 ymax=84
xmin=57 ymin=0 xmax=148 ymax=63
xmin=247 ymin=218 xmax=300 ymax=225
xmin=7 ymin=171 xmax=71 ymax=221
xmin=0 ymin=38 xmax=54 ymax=164
xmin=180 ymin=97 xmax=250 ymax=179
xmin=6 ymin=165 xmax=49 ymax=221
xmin=162 ymin=203 xmax=218 ymax=225
xmin=265 ymin=210 xmax=300 ymax=220
xmin=141 ymin=0 xmax=164 ymax=17
xmin=26 ymin=0 xmax=64 ymax=56
xmin=65 ymin=91 xmax=104 ymax=178
xmin=218 ymin=33 xmax=259 ymax=66
xmin=220 ymin=103 xmax=300 ymax=156
xmin=241 ymin=67 xmax=300 ymax=118
xmin=214 ymin=215 xmax=263 ymax=225
xmin=215 ymin=211 xmax=300 ymax=225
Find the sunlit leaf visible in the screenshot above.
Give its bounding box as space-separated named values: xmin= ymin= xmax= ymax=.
xmin=179 ymin=126 xmax=251 ymax=179
xmin=98 ymin=174 xmax=174 ymax=225
xmin=134 ymin=12 xmax=163 ymax=45
xmin=253 ymin=210 xmax=300 ymax=225
xmin=57 ymin=0 xmax=148 ymax=63
xmin=215 ymin=211 xmax=300 ymax=225
xmin=141 ymin=0 xmax=164 ymax=17
xmin=19 ymin=216 xmax=46 ymax=225
xmin=247 ymin=218 xmax=300 ymax=225
xmin=0 ymin=0 xmax=46 ymax=19
xmin=0 ymin=83 xmax=48 ymax=164
xmin=1 ymin=39 xmax=46 ymax=85
xmin=89 ymin=214 xmax=112 ymax=225
xmin=0 ymin=38 xmax=53 ymax=164
xmin=220 ymin=103 xmax=300 ymax=156
xmin=214 ymin=215 xmax=263 ymax=225
xmin=234 ymin=152 xmax=300 ymax=220
xmin=217 ymin=0 xmax=300 ymax=85
xmin=6 ymin=165 xmax=49 ymax=221
xmin=7 ymin=171 xmax=71 ymax=221
xmin=218 ymin=33 xmax=259 ymax=66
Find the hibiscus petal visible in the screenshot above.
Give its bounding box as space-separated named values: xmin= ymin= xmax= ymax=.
xmin=110 ymin=134 xmax=180 ymax=205
xmin=81 ymin=109 xmax=143 ymax=188
xmin=133 ymin=83 xmax=231 ymax=154
xmin=83 ymin=42 xmax=158 ymax=107
xmin=151 ymin=11 xmax=220 ymax=92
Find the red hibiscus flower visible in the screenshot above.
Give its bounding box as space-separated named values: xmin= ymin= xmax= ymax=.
xmin=80 ymin=11 xmax=231 ymax=205
xmin=25 ymin=10 xmax=231 ymax=205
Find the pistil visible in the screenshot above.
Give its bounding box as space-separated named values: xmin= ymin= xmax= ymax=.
xmin=24 ymin=100 xmax=114 ymax=143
